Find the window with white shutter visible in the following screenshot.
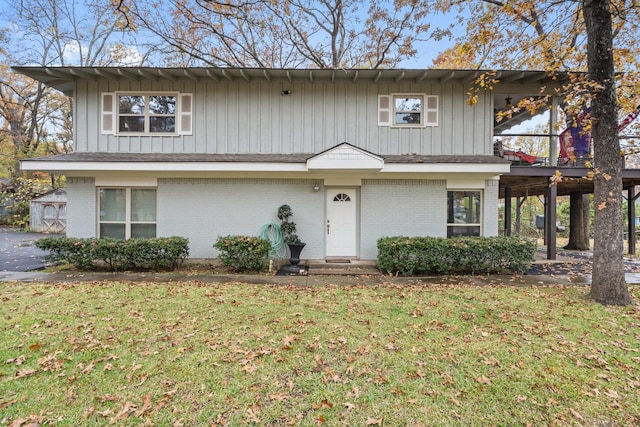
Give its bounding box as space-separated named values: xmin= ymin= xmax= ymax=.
xmin=378 ymin=95 xmax=391 ymax=126
xmin=101 ymin=92 xmax=193 ymax=136
xmin=101 ymin=93 xmax=115 ymax=134
xmin=378 ymin=94 xmax=439 ymax=128
xmin=179 ymin=93 xmax=192 ymax=135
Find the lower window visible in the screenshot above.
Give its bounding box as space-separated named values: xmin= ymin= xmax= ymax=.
xmin=447 ymin=190 xmax=481 ymax=237
xmin=99 ymin=188 xmax=157 ymax=239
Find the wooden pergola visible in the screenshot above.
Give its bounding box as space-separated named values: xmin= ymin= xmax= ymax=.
xmin=499 ymin=165 xmax=640 ymax=259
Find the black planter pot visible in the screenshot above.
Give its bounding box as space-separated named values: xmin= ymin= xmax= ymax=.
xmin=287 ymin=243 xmax=306 ymax=266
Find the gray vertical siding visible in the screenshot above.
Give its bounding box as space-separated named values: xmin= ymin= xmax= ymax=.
xmin=75 ymin=78 xmax=493 ymax=157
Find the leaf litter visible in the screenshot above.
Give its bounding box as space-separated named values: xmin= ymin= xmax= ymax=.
xmin=0 ymin=280 xmax=638 ymax=426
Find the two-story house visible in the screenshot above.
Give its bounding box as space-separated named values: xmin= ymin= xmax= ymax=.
xmin=15 ymin=67 xmax=564 ymax=260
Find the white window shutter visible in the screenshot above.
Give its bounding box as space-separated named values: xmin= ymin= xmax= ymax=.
xmin=101 ymin=92 xmax=116 ymax=134
xmin=425 ymin=95 xmax=439 ymax=126
xmin=378 ymin=95 xmax=391 ymax=126
xmin=179 ymin=93 xmax=193 ymax=135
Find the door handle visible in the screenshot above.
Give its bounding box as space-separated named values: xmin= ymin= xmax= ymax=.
xmin=327 ymin=220 xmax=330 ymax=234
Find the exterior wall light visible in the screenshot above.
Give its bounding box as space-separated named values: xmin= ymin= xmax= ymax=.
xmin=313 ymin=184 xmax=320 ymax=192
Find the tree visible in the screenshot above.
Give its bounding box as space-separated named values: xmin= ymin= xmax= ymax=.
xmin=433 ymin=0 xmax=638 ymax=304
xmin=583 ymin=0 xmax=630 ymax=305
xmin=109 ymin=0 xmax=432 ymax=68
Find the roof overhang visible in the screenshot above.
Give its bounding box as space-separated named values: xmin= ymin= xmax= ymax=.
xmin=11 ymin=66 xmax=573 ymax=96
xmin=20 ymin=151 xmax=511 ymax=175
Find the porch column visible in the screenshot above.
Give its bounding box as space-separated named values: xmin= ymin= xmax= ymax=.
xmin=549 ymin=96 xmax=559 ymax=166
xmin=504 ymin=187 xmax=512 ymax=236
xmin=545 ymin=182 xmax=557 ymax=260
xmin=628 ymin=186 xmax=639 ymax=255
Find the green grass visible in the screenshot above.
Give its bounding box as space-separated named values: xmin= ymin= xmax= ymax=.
xmin=1 ymin=281 xmax=639 ymax=426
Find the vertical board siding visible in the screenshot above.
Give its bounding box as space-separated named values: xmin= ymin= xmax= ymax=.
xmin=76 ymin=77 xmax=493 ymax=156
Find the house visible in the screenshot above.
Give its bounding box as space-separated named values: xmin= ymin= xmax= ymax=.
xmin=14 ymin=67 xmax=568 ymax=260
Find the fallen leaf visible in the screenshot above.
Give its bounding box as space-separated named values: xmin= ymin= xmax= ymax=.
xmin=15 ymin=368 xmax=36 ymax=379
xmin=269 ymin=393 xmax=289 ymax=402
xmin=365 ymin=417 xmax=384 ymax=426
xmin=111 ymin=400 xmax=136 ymax=423
xmin=82 ymin=360 xmax=96 ymax=375
xmin=28 ymin=342 xmax=40 ymax=351
xmin=344 ymin=402 xmax=357 ymax=410
xmin=569 ymin=408 xmax=584 ymax=420
xmin=476 ymin=376 xmax=492 ymax=385
xmin=136 ymin=394 xmax=153 ymax=416
xmin=321 ymin=398 xmax=333 ymax=409
xmin=604 ymin=389 xmax=619 ymax=399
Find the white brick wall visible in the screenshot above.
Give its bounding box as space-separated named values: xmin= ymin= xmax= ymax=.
xmin=64 ymin=175 xmax=501 ymax=261
xmin=483 ymin=178 xmax=500 ymax=236
xmin=360 ymin=179 xmax=447 ymax=259
xmin=157 ymin=178 xmax=325 ymax=259
xmin=66 ymin=177 xmax=96 ymax=237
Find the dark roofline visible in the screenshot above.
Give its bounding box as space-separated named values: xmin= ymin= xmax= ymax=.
xmin=22 ymin=152 xmax=511 ymax=165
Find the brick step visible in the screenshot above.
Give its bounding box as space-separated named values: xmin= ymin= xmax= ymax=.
xmin=306 ymin=260 xmax=381 ymax=276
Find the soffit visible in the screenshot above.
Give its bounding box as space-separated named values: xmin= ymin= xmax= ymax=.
xmin=11 ymin=66 xmax=574 ymax=95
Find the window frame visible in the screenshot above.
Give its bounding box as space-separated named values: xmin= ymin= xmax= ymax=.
xmin=117 ymin=92 xmax=177 ymax=135
xmin=101 ymin=92 xmax=192 ymax=136
xmin=98 ymin=187 xmax=157 ymax=239
xmin=446 ymin=190 xmax=482 ymax=238
xmin=378 ymin=94 xmax=439 ymax=128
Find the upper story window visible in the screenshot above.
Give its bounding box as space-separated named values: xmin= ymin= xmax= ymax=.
xmin=101 ymin=92 xmax=192 ymax=136
xmin=378 ymin=94 xmax=438 ymax=127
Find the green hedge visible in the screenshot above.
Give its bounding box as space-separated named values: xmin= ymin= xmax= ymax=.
xmin=213 ymin=235 xmax=271 ymax=272
xmin=35 ymin=236 xmax=189 ymax=271
xmin=377 ymin=236 xmax=536 ymax=276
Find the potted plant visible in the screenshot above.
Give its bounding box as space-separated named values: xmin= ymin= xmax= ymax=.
xmin=277 ymin=204 xmax=306 ymax=266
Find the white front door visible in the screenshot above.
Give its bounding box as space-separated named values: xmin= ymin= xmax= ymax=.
xmin=326 ymin=188 xmax=357 ymax=257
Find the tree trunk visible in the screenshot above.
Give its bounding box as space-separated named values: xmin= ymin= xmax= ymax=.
xmin=583 ymin=0 xmax=631 ymax=305
xmin=564 ymin=192 xmax=590 ymax=250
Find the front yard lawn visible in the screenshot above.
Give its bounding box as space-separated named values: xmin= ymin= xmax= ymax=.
xmin=1 ymin=281 xmax=639 ymax=426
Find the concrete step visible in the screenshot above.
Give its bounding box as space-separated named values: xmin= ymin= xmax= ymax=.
xmin=306 ymin=260 xmax=382 ymax=276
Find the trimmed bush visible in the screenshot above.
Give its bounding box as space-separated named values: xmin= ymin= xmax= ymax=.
xmin=377 ymin=236 xmax=536 ymax=276
xmin=35 ymin=236 xmax=189 ymax=271
xmin=213 ymin=235 xmax=271 ymax=272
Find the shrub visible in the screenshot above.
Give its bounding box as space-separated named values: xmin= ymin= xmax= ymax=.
xmin=35 ymin=236 xmax=189 ymax=271
xmin=377 ymin=236 xmax=536 ymax=276
xmin=213 ymin=235 xmax=271 ymax=272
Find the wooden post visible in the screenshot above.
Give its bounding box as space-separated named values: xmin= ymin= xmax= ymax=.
xmin=546 ymin=182 xmax=557 ymax=260
xmin=628 ymin=186 xmax=639 ymax=255
xmin=504 ymin=187 xmax=512 ymax=236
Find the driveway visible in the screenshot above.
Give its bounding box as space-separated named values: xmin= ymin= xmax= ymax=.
xmin=0 ymin=227 xmax=56 ymax=272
